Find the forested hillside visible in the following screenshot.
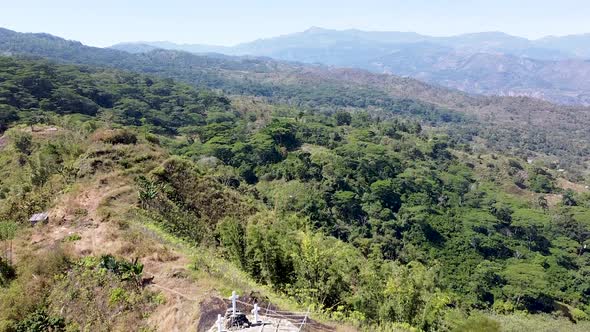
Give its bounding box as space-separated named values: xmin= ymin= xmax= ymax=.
xmin=1 ymin=57 xmax=590 ymax=331
xmin=2 ymin=28 xmax=590 ymax=176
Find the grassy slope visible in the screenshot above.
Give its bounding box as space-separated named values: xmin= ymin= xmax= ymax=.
xmin=0 ymin=125 xmax=352 ymax=331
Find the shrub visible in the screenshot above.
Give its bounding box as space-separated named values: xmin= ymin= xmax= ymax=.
xmin=562 ymin=189 xmax=577 ymax=206
xmin=0 ymin=258 xmax=15 ymax=286
xmin=144 ymin=133 xmax=160 ymax=145
xmin=98 ymin=255 xmax=144 ymax=287
xmin=92 ymin=129 xmax=137 ymax=145
xmin=492 ymin=300 xmax=516 ymax=314
xmin=14 ymin=309 xmax=65 ymax=332
xmin=454 ymin=314 xmax=501 ymax=332
xmin=63 ymin=234 xmax=82 ymax=242
xmin=11 ymin=131 xmax=33 ymax=155
xmin=109 ymin=287 xmax=129 ymax=306
xmin=571 ymin=308 xmax=590 ymax=322
xmin=529 ymin=173 xmax=554 ymax=193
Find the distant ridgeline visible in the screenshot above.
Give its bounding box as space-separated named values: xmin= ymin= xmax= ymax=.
xmin=115 ymin=28 xmax=590 ymax=106
xmin=1 ymin=55 xmax=590 ymax=330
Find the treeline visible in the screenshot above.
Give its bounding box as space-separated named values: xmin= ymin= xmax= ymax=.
xmin=0 ymin=57 xmax=231 ymax=135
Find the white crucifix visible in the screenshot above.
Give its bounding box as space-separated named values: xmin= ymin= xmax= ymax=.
xmin=251 ymin=303 xmax=261 ymax=323
xmin=216 ymin=314 xmax=224 ymax=332
xmin=229 ymin=291 xmax=239 ymax=315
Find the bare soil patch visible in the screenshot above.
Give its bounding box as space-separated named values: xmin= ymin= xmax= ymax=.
xmin=557 ymin=178 xmax=589 ymax=194
xmin=19 ymin=175 xmax=207 ymax=331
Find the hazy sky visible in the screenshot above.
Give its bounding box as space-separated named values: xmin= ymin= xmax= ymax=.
xmin=2 ymin=0 xmax=590 ymax=47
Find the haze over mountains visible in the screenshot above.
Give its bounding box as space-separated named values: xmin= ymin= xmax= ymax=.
xmin=112 ymin=27 xmax=590 ymax=105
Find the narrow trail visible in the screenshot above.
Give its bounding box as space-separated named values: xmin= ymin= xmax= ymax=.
xmin=23 ymin=176 xmax=206 ymax=331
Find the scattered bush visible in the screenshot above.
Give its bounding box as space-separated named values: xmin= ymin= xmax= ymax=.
xmin=92 ymin=129 xmax=137 ymax=145
xmin=562 ymin=189 xmax=577 ymax=206
xmin=453 ymin=314 xmax=501 ymax=332
xmin=98 ymin=255 xmax=144 ymax=287
xmin=14 ymin=309 xmax=65 ymax=332
xmin=63 ymin=234 xmax=82 ymax=242
xmin=529 ymin=172 xmax=555 ymax=193
xmin=0 ymin=259 xmax=15 ymax=287
xmin=144 ymin=133 xmax=160 ymax=145
xmin=11 ymin=131 xmax=33 ymax=155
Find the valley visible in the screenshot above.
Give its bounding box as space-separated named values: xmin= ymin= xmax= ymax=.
xmin=1 ymin=54 xmax=590 ymax=331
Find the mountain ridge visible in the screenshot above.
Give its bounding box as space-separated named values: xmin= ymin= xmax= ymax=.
xmin=109 ymin=27 xmax=590 ymax=105
xmin=111 ymin=27 xmax=590 ymax=58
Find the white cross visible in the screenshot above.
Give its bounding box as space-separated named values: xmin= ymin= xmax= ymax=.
xmin=216 ymin=314 xmax=223 ymax=332
xmin=251 ymin=303 xmax=260 ymax=323
xmin=229 ymin=291 xmax=239 ymax=315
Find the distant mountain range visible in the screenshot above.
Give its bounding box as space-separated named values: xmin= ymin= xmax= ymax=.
xmin=112 ymin=27 xmax=590 ymax=59
xmin=111 ymin=27 xmax=590 ymax=105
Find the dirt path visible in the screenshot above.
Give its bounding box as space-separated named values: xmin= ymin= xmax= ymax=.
xmin=30 ymin=176 xmax=120 ymax=256
xmin=24 ymin=176 xmax=209 ymax=331
xmin=0 ymin=135 xmax=6 ymax=150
